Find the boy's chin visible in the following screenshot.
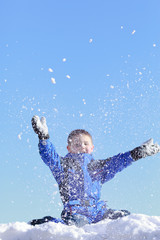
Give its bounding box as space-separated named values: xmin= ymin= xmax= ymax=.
xmin=69 ymin=151 xmax=91 ymax=154
xmin=80 ymin=151 xmax=92 ymax=154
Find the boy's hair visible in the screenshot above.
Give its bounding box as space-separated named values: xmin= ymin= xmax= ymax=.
xmin=67 ymin=129 xmax=93 ymax=145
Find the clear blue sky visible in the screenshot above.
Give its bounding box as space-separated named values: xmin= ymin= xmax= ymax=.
xmin=1 ymin=0 xmax=160 ymax=223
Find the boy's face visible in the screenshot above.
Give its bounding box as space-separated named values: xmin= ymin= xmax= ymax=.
xmin=67 ymin=134 xmax=94 ymax=154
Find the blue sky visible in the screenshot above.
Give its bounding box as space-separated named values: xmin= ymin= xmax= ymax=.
xmin=1 ymin=0 xmax=160 ymax=223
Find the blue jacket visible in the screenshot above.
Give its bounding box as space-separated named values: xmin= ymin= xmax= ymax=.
xmin=38 ymin=139 xmax=134 ymax=223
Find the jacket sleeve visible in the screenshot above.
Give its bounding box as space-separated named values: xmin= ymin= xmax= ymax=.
xmin=88 ymin=151 xmax=134 ymax=184
xmin=38 ymin=139 xmax=63 ymax=185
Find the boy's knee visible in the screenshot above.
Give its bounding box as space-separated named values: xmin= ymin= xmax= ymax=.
xmin=103 ymin=209 xmax=130 ymax=220
xmin=64 ymin=214 xmax=90 ymax=227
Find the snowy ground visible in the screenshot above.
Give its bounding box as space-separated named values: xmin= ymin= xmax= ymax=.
xmin=0 ymin=214 xmax=160 ymax=240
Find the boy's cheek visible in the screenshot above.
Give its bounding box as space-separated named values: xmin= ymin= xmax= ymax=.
xmin=86 ymin=148 xmax=91 ymax=154
xmin=89 ymin=145 xmax=94 ymax=153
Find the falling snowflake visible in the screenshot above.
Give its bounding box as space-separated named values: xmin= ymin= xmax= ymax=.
xmin=62 ymin=58 xmax=66 ymax=62
xmin=131 ymin=30 xmax=136 ymax=35
xmin=51 ymin=77 xmax=56 ymax=84
xmin=66 ymin=75 xmax=71 ymax=79
xmin=53 ymin=191 xmax=58 ymax=196
xmin=18 ymin=133 xmax=22 ymax=140
xmin=110 ymin=85 xmax=114 ymax=89
xmin=48 ymin=68 xmax=53 ymax=72
xmin=53 ymin=94 xmax=56 ymax=100
xmin=82 ymin=99 xmax=86 ymax=104
xmin=89 ymin=38 xmax=93 ymax=43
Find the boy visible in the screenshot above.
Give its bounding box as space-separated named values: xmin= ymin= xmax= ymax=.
xmin=30 ymin=115 xmax=160 ymax=227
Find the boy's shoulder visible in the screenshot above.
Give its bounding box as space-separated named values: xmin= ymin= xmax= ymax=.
xmin=61 ymin=153 xmax=94 ymax=169
xmin=87 ymin=158 xmax=111 ymax=171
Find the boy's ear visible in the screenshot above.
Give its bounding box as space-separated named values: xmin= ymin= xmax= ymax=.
xmin=67 ymin=145 xmax=70 ymax=152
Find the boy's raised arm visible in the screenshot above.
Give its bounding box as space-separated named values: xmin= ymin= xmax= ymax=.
xmin=130 ymin=138 xmax=160 ymax=161
xmin=31 ymin=116 xmax=63 ymax=184
xmin=31 ymin=115 xmax=49 ymax=140
xmin=88 ymin=138 xmax=160 ymax=184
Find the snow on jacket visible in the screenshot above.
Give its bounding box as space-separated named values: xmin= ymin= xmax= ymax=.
xmin=38 ymin=139 xmax=134 ymax=216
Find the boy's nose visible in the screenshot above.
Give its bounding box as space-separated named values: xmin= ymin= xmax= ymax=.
xmin=81 ymin=145 xmax=86 ymax=152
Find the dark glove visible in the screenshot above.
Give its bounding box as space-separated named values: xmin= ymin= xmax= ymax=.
xmin=131 ymin=138 xmax=160 ymax=161
xmin=31 ymin=115 xmax=49 ymax=140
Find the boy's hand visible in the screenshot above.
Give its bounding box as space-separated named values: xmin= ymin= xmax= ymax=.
xmin=31 ymin=115 xmax=49 ymax=140
xmin=131 ymin=138 xmax=160 ymax=161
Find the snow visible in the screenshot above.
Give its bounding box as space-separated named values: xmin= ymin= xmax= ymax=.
xmin=48 ymin=68 xmax=53 ymax=73
xmin=131 ymin=30 xmax=136 ymax=35
xmin=18 ymin=132 xmax=22 ymax=140
xmin=66 ymin=75 xmax=71 ymax=79
xmin=1 ymin=214 xmax=160 ymax=240
xmin=51 ymin=77 xmax=56 ymax=84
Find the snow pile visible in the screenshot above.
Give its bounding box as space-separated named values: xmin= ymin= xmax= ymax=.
xmin=0 ymin=214 xmax=160 ymax=240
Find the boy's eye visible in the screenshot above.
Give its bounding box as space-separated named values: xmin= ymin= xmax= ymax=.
xmin=75 ymin=143 xmax=80 ymax=147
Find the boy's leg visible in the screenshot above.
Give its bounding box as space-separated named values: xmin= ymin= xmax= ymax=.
xmin=63 ymin=214 xmax=90 ymax=227
xmin=61 ymin=209 xmax=90 ymax=227
xmin=102 ymin=209 xmax=130 ymax=220
xmin=29 ymin=216 xmax=64 ymax=226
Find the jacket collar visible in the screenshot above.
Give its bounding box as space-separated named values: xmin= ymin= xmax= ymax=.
xmin=64 ymin=153 xmax=93 ymax=165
